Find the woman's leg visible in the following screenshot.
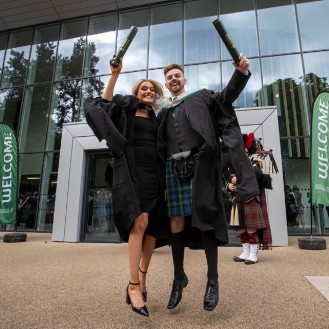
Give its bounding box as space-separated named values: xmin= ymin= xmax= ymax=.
xmin=139 ymin=232 xmax=156 ymax=296
xmin=128 ymin=212 xmax=148 ymax=307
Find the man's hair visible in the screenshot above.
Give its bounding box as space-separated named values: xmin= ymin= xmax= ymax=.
xmin=163 ymin=64 xmax=184 ymax=76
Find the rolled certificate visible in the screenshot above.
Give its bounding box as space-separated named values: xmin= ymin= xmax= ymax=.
xmin=212 ymin=18 xmax=240 ymax=64
xmin=111 ymin=26 xmax=138 ymax=67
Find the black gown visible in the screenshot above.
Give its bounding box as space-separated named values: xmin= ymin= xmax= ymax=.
xmin=83 ymin=95 xmax=169 ymax=243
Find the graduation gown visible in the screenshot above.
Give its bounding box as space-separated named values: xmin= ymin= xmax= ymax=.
xmin=84 ymin=95 xmax=168 ymax=243
xmin=157 ymin=70 xmax=258 ymax=248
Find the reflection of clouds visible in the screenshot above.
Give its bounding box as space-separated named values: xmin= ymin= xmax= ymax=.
xmin=113 ymin=71 xmax=146 ymax=95
xmin=58 ymin=38 xmax=81 ymax=58
xmin=262 ymin=55 xmax=302 ymax=85
xmin=86 ymin=30 xmax=148 ymax=74
xmin=223 ymin=12 xmax=254 ymax=26
xmin=258 ymin=5 xmax=297 ymax=32
xmin=303 ymin=52 xmax=329 ymax=77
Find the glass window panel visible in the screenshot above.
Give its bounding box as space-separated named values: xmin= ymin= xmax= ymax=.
xmin=222 ymin=58 xmax=262 ymax=108
xmin=112 ymin=71 xmax=146 ymax=96
xmin=184 ymin=63 xmax=221 ymax=94
xmin=0 ymin=87 xmax=23 ymax=131
xmin=54 ymin=19 xmax=88 ymax=80
xmin=184 ymin=0 xmax=219 ymax=64
xmin=46 ymin=79 xmax=82 ymax=151
xmin=219 ymin=0 xmax=258 ymax=60
xmin=37 ymin=152 xmax=59 ymax=231
xmin=296 ymin=0 xmax=329 ymax=51
xmin=280 ymin=138 xmax=316 ymax=233
xmin=259 ymin=54 xmax=309 ymax=137
xmin=303 ymin=51 xmax=329 ymax=110
xmin=19 ymin=84 xmax=51 ymax=152
xmin=149 ymin=3 xmax=183 ymax=68
xmin=257 ymin=0 xmax=299 ymax=55
xmin=0 ymin=34 xmax=8 ymax=82
xmin=17 ymin=153 xmax=43 ymax=231
xmin=318 ymin=205 xmax=329 ymax=234
xmin=1 ymin=29 xmax=33 ymax=87
xmin=118 ymin=9 xmax=149 ymax=72
xmin=148 ymin=68 xmax=170 ymax=100
xmin=85 ymin=14 xmax=117 ymax=77
xmin=27 ymin=25 xmax=60 ymax=84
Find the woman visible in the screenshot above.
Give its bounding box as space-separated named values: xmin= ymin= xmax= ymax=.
xmin=227 ymin=133 xmax=272 ymax=264
xmin=84 ymin=56 xmax=167 ymax=317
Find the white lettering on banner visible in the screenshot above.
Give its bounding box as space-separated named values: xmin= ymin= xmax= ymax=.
xmin=317 ymin=99 xmax=328 ymax=180
xmin=314 ymin=184 xmax=329 ymax=192
xmin=2 ymin=134 xmax=13 ymax=203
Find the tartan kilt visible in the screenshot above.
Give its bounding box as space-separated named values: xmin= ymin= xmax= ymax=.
xmin=241 ymin=197 xmax=265 ymax=230
xmin=166 ymin=158 xmax=193 ymax=217
xmin=259 ymin=188 xmax=272 ymax=246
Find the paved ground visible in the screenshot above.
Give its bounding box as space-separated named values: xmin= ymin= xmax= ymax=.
xmin=0 ymin=233 xmax=328 ymax=329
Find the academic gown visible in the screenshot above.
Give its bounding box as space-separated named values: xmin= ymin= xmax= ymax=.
xmin=157 ymin=70 xmax=258 ymax=248
xmin=84 ymin=95 xmax=169 ymax=244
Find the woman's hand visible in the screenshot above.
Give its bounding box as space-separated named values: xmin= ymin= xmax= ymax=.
xmin=110 ymin=55 xmax=123 ymax=75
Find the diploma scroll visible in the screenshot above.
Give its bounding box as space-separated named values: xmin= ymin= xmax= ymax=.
xmin=111 ymin=26 xmax=138 ymax=67
xmin=212 ymin=18 xmax=240 ymax=64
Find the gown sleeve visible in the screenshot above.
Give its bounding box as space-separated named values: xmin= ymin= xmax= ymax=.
xmin=83 ymin=95 xmax=137 ymax=158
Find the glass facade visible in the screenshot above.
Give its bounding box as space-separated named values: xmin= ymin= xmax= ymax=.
xmin=0 ymin=0 xmax=328 ymax=237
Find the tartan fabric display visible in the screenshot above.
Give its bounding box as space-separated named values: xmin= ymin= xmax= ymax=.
xmin=240 ymin=190 xmax=272 ymax=249
xmin=259 ymin=188 xmax=272 ymax=248
xmin=166 ymin=158 xmax=193 ymax=217
xmin=241 ymin=197 xmax=265 ymax=230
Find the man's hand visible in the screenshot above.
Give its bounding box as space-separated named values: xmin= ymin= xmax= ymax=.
xmin=233 ymin=53 xmax=249 ymax=75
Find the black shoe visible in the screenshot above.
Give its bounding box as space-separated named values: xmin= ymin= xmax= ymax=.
xmin=167 ymin=274 xmax=188 ymax=309
xmin=126 ymin=282 xmax=149 ymax=317
xmin=233 ymin=256 xmax=246 ymax=262
xmin=203 ymin=279 xmax=219 ymax=311
xmin=244 ymin=259 xmax=257 ymax=265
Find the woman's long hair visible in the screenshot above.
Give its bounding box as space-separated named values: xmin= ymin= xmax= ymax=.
xmin=131 ymin=79 xmax=164 ymax=110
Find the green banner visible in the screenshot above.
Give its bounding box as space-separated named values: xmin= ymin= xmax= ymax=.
xmin=311 ymin=91 xmax=329 ymax=206
xmin=0 ymin=123 xmax=18 ymax=225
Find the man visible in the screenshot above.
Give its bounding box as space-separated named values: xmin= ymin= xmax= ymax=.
xmin=157 ymin=54 xmax=259 ymax=311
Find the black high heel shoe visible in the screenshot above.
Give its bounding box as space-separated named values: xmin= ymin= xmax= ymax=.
xmin=139 ymin=267 xmax=147 ymax=302
xmin=126 ymin=282 xmax=149 ymax=317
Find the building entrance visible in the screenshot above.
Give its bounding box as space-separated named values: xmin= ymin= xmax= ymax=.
xmin=81 ymin=152 xmax=120 ymax=243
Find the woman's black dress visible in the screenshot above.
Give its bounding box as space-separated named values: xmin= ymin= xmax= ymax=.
xmin=134 ymin=116 xmax=159 ymax=212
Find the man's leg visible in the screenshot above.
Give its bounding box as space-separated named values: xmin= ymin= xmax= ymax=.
xmin=233 ymin=230 xmax=250 ymax=262
xmin=201 ymin=230 xmax=219 ymax=311
xmin=167 ymin=216 xmax=189 ymax=309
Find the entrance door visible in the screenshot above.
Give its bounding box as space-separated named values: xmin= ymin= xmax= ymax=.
xmin=81 ymin=152 xmax=120 ymax=243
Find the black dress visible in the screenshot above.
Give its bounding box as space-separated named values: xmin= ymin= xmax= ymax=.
xmin=134 ymin=116 xmax=159 ymax=212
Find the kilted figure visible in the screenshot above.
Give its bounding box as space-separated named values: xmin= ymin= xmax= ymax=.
xmin=157 ymin=54 xmax=259 ymax=311
xmin=227 ymin=133 xmax=273 ymax=265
